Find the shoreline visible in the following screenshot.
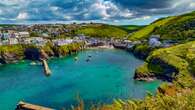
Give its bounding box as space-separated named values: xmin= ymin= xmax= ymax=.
xmin=0 ymin=45 xmax=116 ymax=66
xmin=86 ymin=45 xmax=114 ymax=49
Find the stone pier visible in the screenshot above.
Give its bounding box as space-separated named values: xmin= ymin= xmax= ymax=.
xmin=16 ymin=101 xmax=54 ymax=110
xmin=41 ymin=59 xmax=51 ymax=76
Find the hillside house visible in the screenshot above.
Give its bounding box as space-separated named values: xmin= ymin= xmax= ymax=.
xmin=53 ymin=39 xmax=73 ymax=46
xmin=149 ymin=35 xmax=161 ymax=47
xmin=8 ymin=38 xmax=19 ymax=45
xmin=19 ymin=32 xmax=30 ymax=38
xmin=22 ymin=37 xmax=47 ymax=46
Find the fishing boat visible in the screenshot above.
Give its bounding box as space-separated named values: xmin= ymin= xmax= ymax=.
xmin=74 ymin=57 xmax=78 ymax=61
xmin=30 ymin=61 xmax=36 ymax=65
xmin=86 ymin=58 xmax=91 ymax=62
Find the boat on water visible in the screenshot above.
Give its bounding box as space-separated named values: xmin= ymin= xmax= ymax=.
xmin=88 ymin=54 xmax=92 ymax=58
xmin=86 ymin=57 xmax=92 ymax=62
xmin=30 ymin=61 xmax=37 ymax=65
xmin=86 ymin=58 xmax=90 ymax=62
xmin=74 ymin=57 xmax=78 ymax=61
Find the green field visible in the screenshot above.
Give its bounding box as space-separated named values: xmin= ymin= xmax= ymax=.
xmin=118 ymin=25 xmax=144 ymax=32
xmin=129 ymin=11 xmax=195 ymax=41
xmin=75 ymin=24 xmax=128 ymax=38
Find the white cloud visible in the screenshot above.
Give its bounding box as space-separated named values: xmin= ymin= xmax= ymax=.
xmin=64 ymin=15 xmax=72 ymax=20
xmin=90 ymin=1 xmax=111 ymax=19
xmin=142 ymin=16 xmax=151 ymax=20
xmin=190 ymin=2 xmax=195 ymax=7
xmin=133 ymin=16 xmax=152 ymax=21
xmin=17 ymin=12 xmax=28 ymax=20
xmin=0 ymin=9 xmax=3 ymax=15
xmin=0 ymin=0 xmax=195 ymax=23
xmin=50 ymin=6 xmax=59 ymax=11
xmin=85 ymin=0 xmax=134 ymax=20
xmin=0 ymin=0 xmax=26 ymax=5
xmin=119 ymin=9 xmax=133 ymax=18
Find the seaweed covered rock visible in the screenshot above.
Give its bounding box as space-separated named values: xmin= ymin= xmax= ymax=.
xmin=0 ymin=45 xmax=25 ymax=63
xmin=134 ymin=63 xmax=155 ymax=81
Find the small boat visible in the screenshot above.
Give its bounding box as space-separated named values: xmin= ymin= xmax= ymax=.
xmin=86 ymin=58 xmax=91 ymax=62
xmin=74 ymin=57 xmax=78 ymax=61
xmin=30 ymin=61 xmax=36 ymax=65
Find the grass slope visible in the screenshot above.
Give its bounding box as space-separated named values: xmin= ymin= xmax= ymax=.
xmin=118 ymin=25 xmax=144 ymax=32
xmin=136 ymin=41 xmax=195 ymax=88
xmin=75 ymin=24 xmax=128 ymax=38
xmin=129 ymin=11 xmax=195 ymax=41
xmin=129 ymin=17 xmax=176 ymax=41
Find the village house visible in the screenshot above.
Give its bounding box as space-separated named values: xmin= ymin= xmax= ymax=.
xmin=1 ymin=39 xmax=9 ymax=45
xmin=53 ymin=39 xmax=73 ymax=46
xmin=73 ymin=34 xmax=87 ymax=43
xmin=42 ymin=33 xmax=49 ymax=37
xmin=19 ymin=32 xmax=30 ymax=38
xmin=14 ymin=33 xmax=20 ymax=38
xmin=76 ymin=34 xmax=87 ymax=40
xmin=22 ymin=37 xmax=47 ymax=46
xmin=123 ymin=40 xmax=134 ymax=49
xmin=1 ymin=33 xmax=9 ymax=40
xmin=149 ymin=35 xmax=161 ymax=47
xmin=86 ymin=38 xmax=106 ymax=46
xmin=8 ymin=38 xmax=19 ymax=45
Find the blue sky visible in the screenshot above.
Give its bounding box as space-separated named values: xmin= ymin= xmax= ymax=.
xmin=0 ymin=0 xmax=195 ymax=25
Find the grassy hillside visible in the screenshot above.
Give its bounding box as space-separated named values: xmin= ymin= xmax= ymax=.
xmin=118 ymin=25 xmax=144 ymax=32
xmin=135 ymin=41 xmax=195 ymax=87
xmin=129 ymin=11 xmax=195 ymax=41
xmin=75 ymin=24 xmax=128 ymax=38
xmin=154 ymin=11 xmax=195 ymax=41
xmin=0 ymin=24 xmax=18 ymax=27
xmin=97 ymin=89 xmax=195 ymax=110
xmin=129 ymin=17 xmax=176 ymax=41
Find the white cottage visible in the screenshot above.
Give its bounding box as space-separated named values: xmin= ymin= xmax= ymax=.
xmin=19 ymin=32 xmax=30 ymax=38
xmin=8 ymin=38 xmax=19 ymax=45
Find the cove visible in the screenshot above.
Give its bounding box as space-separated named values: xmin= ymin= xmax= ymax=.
xmin=0 ymin=49 xmax=161 ymax=110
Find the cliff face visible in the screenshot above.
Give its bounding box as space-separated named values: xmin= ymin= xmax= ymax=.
xmin=24 ymin=48 xmax=40 ymax=60
xmin=0 ymin=52 xmax=24 ymax=64
xmin=39 ymin=49 xmax=49 ymax=60
xmin=134 ymin=57 xmax=179 ymax=81
xmin=134 ymin=41 xmax=194 ymax=82
xmin=0 ymin=42 xmax=85 ymax=64
xmin=131 ymin=44 xmax=153 ymax=60
xmin=53 ymin=42 xmax=84 ymax=57
xmin=0 ymin=45 xmax=24 ymax=64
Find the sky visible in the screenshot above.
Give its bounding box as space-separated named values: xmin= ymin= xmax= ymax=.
xmin=0 ymin=0 xmax=195 ymax=25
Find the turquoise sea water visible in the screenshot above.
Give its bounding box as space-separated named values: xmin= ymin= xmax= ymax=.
xmin=0 ymin=49 xmax=161 ymax=110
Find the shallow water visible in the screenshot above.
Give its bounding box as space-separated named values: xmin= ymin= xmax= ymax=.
xmin=0 ymin=49 xmax=161 ymax=110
